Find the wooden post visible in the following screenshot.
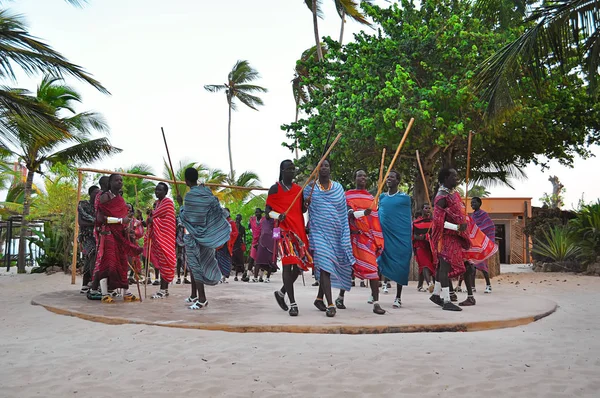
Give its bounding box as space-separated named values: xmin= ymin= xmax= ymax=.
xmin=464 ymin=130 xmax=473 ymax=214
xmin=415 ymin=150 xmax=431 ymax=206
xmin=524 ymin=200 xmax=530 ymax=263
xmin=70 ymin=171 xmax=83 ymax=284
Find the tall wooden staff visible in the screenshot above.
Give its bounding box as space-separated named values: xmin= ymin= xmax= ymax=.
xmin=70 ymin=171 xmax=83 ymax=284
xmin=374 ymin=148 xmax=386 ymax=208
xmin=144 ymin=238 xmax=152 ymax=299
xmin=369 ymin=118 xmax=415 ymax=210
xmin=378 ymin=148 xmax=387 ymax=187
xmin=464 ymin=130 xmax=473 ymax=215
xmin=127 ymin=262 xmax=143 ymax=302
xmin=284 ymin=132 xmax=343 ymax=214
xmin=415 ymin=150 xmax=431 ymax=206
xmin=161 ymin=127 xmax=180 ymax=198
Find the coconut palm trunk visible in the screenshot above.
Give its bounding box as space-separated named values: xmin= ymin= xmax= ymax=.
xmin=16 ymin=168 xmax=35 ymax=273
xmin=227 ymin=99 xmax=234 ymax=177
xmin=339 ymin=9 xmax=346 ymax=43
xmin=312 ymin=0 xmax=324 ymax=61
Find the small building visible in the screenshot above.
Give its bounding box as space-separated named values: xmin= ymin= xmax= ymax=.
xmin=468 ymin=197 xmax=532 ymax=264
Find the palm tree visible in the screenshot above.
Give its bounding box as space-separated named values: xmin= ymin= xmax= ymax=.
xmin=221 ymin=170 xmax=261 ymax=204
xmin=335 ymin=0 xmax=372 ymax=44
xmin=305 ymin=0 xmax=325 ymax=61
xmin=475 ymin=0 xmax=600 ymax=116
xmin=204 ymin=60 xmax=267 ymax=178
xmin=118 ymin=163 xmax=155 ymax=212
xmin=292 ymin=45 xmax=328 ymax=159
xmin=0 ymin=10 xmax=108 ymax=143
xmin=1 ymin=75 xmax=120 ymax=273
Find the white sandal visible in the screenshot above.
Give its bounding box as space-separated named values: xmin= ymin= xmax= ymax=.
xmin=189 ymin=300 xmax=208 ymax=310
xmin=151 ymin=290 xmax=169 ymax=299
xmin=184 ymin=296 xmax=198 ymax=303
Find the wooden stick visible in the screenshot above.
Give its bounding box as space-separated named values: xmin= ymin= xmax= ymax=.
xmin=77 ymin=167 xmax=268 ymax=191
xmin=284 ymin=132 xmax=343 ymax=214
xmin=416 ymin=150 xmax=431 ymax=206
xmin=127 ymin=261 xmax=143 ymax=302
xmin=144 ymin=238 xmax=152 ymax=299
xmin=464 ymin=130 xmax=473 ymax=215
xmin=70 ymin=171 xmax=83 ymax=284
xmin=378 ymin=148 xmax=386 ymax=187
xmin=374 ymin=148 xmax=386 ymax=208
xmin=161 ymin=127 xmax=180 ymax=198
xmin=369 ymin=118 xmax=415 ymax=210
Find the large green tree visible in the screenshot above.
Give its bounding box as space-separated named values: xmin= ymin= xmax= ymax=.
xmin=204 ymin=60 xmax=267 ymax=178
xmin=2 ymin=76 xmax=119 ymax=273
xmin=284 ymin=0 xmax=599 ymax=209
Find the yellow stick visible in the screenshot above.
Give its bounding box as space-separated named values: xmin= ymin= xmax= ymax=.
xmin=464 ymin=130 xmax=473 ymax=215
xmin=370 ymin=118 xmax=415 ymax=210
xmin=378 ymin=148 xmax=386 ymax=187
xmin=284 ymin=132 xmax=343 ymax=214
xmin=77 ymin=167 xmax=268 ymax=191
xmin=416 ymin=150 xmax=431 ymax=206
xmin=70 ymin=171 xmax=83 ymax=285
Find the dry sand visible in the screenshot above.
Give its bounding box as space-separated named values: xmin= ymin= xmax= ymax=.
xmin=0 ymin=271 xmax=599 ymax=398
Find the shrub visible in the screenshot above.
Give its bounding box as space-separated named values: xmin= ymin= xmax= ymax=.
xmin=532 ymin=226 xmax=581 ymax=263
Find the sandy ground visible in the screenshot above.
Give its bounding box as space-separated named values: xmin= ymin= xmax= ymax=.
xmin=0 ymin=271 xmax=599 ymax=398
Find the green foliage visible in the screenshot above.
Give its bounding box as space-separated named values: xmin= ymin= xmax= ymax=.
xmin=29 ymin=222 xmax=67 ymax=273
xmin=283 ymin=0 xmax=599 ymax=209
xmin=118 ymin=163 xmax=156 ymax=213
xmin=226 ymin=194 xmax=266 ymax=256
xmin=570 ymin=201 xmax=600 ymax=264
xmin=532 ymin=225 xmax=581 ymax=263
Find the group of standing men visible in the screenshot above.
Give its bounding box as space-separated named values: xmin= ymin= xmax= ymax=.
xmin=77 ymin=161 xmax=496 ymax=317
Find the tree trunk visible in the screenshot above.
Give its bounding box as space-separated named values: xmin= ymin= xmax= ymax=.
xmin=312 ymin=0 xmax=324 ymax=62
xmin=294 ymin=105 xmax=300 ymax=160
xmin=339 ymin=10 xmax=346 ymax=44
xmin=17 ymin=169 xmax=35 ymax=273
xmin=227 ymin=102 xmax=234 ymax=178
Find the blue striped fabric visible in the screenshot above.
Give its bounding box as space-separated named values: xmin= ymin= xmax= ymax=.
xmin=305 ymin=181 xmax=355 ymax=291
xmin=216 ymin=246 xmax=232 ymax=277
xmin=181 ymin=185 xmax=231 ymax=285
xmin=377 ymin=192 xmax=412 ymax=285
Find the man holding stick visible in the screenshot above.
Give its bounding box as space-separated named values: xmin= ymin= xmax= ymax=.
xmin=78 ymin=185 xmax=100 ymax=294
xmin=304 ymin=159 xmax=354 ymax=318
xmin=177 ymin=168 xmax=231 ymax=310
xmin=269 ymin=160 xmax=312 ymax=317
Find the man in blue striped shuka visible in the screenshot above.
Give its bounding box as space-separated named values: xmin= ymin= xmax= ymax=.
xmin=177 ymin=168 xmax=231 ymax=310
xmin=304 ymin=159 xmax=355 ymax=318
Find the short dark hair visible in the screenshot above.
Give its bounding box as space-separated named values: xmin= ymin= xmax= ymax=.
xmin=389 ymin=169 xmax=400 ymax=180
xmin=157 ymin=182 xmax=169 ymax=193
xmin=88 ymin=185 xmax=99 ymax=196
xmin=278 ymin=159 xmax=294 ymax=181
xmin=185 ymin=167 xmax=198 ymax=183
xmin=108 ymin=174 xmax=121 ymax=189
xmin=98 ymin=176 xmax=109 ymax=191
xmin=472 ymin=197 xmax=482 ymax=205
xmin=255 ymin=208 xmax=264 ymax=213
xmin=354 ymin=169 xmax=366 ymax=179
xmin=437 ymin=168 xmax=453 ymax=184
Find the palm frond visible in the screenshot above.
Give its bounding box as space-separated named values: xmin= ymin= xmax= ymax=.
xmin=334 ymin=0 xmax=372 ymax=26
xmin=304 ymin=0 xmax=324 ymax=19
xmin=43 ymin=137 xmax=121 ymax=166
xmin=62 ymin=111 xmax=109 ymax=136
xmin=204 ymin=84 xmax=226 ymax=93
xmin=475 ymin=0 xmax=600 ymax=116
xmin=236 ymin=92 xmax=264 ymax=111
xmin=0 ymin=11 xmax=108 ymax=94
xmin=234 ymin=84 xmax=268 ymax=94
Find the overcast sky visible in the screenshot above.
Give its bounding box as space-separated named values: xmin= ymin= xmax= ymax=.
xmin=7 ymin=0 xmax=599 ymax=208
